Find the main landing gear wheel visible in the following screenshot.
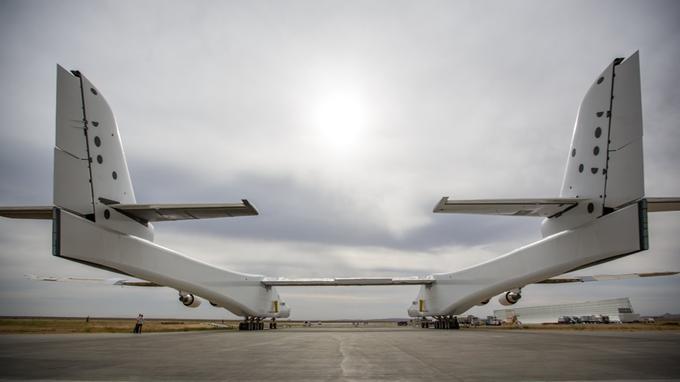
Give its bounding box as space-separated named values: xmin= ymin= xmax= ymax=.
xmin=239 ymin=317 xmax=266 ymax=331
xmin=427 ymin=316 xmax=459 ymax=330
xmin=236 ymin=317 xmax=277 ymax=331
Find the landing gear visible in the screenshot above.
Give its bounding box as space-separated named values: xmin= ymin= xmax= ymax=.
xmin=238 ymin=317 xmax=275 ymax=331
xmin=427 ymin=316 xmax=459 ymax=330
xmin=239 ymin=317 xmax=261 ymax=331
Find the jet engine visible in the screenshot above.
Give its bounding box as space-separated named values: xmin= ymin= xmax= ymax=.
xmin=498 ymin=291 xmax=522 ymax=306
xmin=179 ymin=293 xmax=201 ymax=308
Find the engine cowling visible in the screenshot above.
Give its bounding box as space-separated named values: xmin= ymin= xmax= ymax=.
xmin=179 ymin=293 xmax=201 ymax=308
xmin=498 ymin=291 xmax=522 ymax=306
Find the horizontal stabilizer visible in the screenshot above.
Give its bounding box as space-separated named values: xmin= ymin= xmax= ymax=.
xmin=0 ymin=206 xmax=53 ymax=219
xmin=537 ymin=271 xmax=679 ymax=284
xmin=107 ymin=199 xmax=258 ymax=222
xmin=433 ymin=197 xmax=581 ymax=217
xmin=647 ymin=197 xmax=680 ymax=212
xmin=262 ymin=276 xmax=435 ymax=286
xmin=26 ymin=274 xmax=161 ymax=287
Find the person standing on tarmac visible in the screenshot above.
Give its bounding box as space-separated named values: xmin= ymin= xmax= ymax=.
xmin=133 ymin=314 xmax=144 ymax=334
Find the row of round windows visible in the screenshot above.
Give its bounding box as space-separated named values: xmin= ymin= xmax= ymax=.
xmin=571 ymin=126 xmax=604 ymax=174
xmin=574 ymin=75 xmax=603 ymax=215
xmin=90 ymin=88 xmax=115 ymax=220
xmin=91 ymin=128 xmax=118 ymax=181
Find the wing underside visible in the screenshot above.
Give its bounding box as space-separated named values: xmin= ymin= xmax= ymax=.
xmin=27 ymin=271 xmax=677 ymax=289
xmin=647 ymin=197 xmax=680 ymax=212
xmin=262 ymin=277 xmax=435 ymax=286
xmin=433 ymin=197 xmax=581 ymax=217
xmin=433 ymin=197 xmax=680 ymax=217
xmin=0 ymin=206 xmax=53 ymax=219
xmin=0 ymin=200 xmax=259 ymax=222
xmin=105 ymin=199 xmax=258 ymax=222
xmin=537 ymin=271 xmax=679 ymax=284
xmin=26 ymin=274 xmax=161 ymax=287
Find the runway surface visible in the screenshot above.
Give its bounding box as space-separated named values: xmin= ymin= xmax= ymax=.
xmin=1 ymin=328 xmax=680 ymax=381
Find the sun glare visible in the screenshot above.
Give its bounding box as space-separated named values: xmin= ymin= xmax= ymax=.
xmin=311 ymin=89 xmax=368 ymax=153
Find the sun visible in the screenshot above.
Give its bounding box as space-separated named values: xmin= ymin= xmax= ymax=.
xmin=311 ymin=89 xmax=368 ymax=154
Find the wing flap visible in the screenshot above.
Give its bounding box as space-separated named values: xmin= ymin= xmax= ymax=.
xmin=262 ymin=276 xmax=434 ymax=286
xmin=110 ymin=199 xmax=258 ymax=222
xmin=0 ymin=206 xmax=53 ymax=219
xmin=433 ymin=197 xmax=581 ymax=217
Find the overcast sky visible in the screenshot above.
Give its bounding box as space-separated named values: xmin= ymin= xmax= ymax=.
xmin=1 ymin=0 xmax=679 ymax=320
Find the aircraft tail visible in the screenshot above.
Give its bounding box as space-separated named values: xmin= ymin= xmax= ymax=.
xmin=54 ymin=65 xmax=153 ymax=240
xmin=543 ymin=52 xmax=644 ymax=235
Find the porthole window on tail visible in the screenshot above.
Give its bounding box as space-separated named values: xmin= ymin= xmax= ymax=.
xmin=595 ymin=127 xmax=602 ymax=138
xmin=597 ymin=77 xmax=604 ymax=84
xmin=112 ymin=171 xmax=117 ymax=180
xmin=104 ymin=209 xmax=110 ymax=219
xmin=578 ymin=164 xmax=584 ymax=173
xmin=97 ymin=155 xmax=103 ymax=164
xmin=591 ymin=167 xmax=598 ymax=174
xmin=593 ymin=146 xmax=600 ymax=156
xmin=587 ymin=203 xmax=594 ymax=213
xmin=94 ymin=136 xmax=101 ymax=147
xmin=571 ymin=148 xmax=576 ymax=157
xmin=90 ymin=88 xmax=97 ymax=95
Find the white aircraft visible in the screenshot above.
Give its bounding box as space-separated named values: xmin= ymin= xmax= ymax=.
xmin=1 ymin=52 xmax=678 ymax=330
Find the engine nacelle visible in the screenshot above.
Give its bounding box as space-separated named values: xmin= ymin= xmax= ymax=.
xmin=498 ymin=291 xmax=522 ymax=306
xmin=179 ymin=293 xmax=201 ymax=308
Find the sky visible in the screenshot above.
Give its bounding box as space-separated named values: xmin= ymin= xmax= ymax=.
xmin=0 ymin=0 xmax=679 ymax=320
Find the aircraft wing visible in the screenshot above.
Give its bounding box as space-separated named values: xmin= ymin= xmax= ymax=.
xmin=1 ymin=200 xmax=258 ymax=223
xmin=433 ymin=197 xmax=581 ymax=217
xmin=0 ymin=206 xmax=53 ymax=219
xmin=647 ymin=197 xmax=680 ymax=212
xmin=26 ymin=274 xmax=161 ymax=287
xmin=262 ymin=277 xmax=435 ymax=286
xmin=536 ymin=271 xmax=679 ymax=284
xmin=108 ymin=199 xmax=258 ymax=223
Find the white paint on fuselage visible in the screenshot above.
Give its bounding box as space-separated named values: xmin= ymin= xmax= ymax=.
xmin=409 ymin=203 xmax=642 ymax=317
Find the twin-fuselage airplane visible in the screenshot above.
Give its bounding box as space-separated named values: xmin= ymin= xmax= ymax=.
xmin=1 ymin=52 xmax=678 ymax=330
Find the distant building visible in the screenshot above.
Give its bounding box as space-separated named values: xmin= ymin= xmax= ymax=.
xmin=494 ymin=297 xmax=640 ymax=324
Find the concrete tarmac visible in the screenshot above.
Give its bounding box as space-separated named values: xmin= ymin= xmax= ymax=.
xmin=1 ymin=328 xmax=680 ymax=381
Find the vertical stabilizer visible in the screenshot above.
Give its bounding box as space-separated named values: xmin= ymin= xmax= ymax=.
xmin=53 ymin=66 xmax=152 ymax=240
xmin=543 ymin=52 xmax=644 ymax=236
